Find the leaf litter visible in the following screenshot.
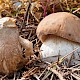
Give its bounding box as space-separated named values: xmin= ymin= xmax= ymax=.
xmin=0 ymin=0 xmax=80 ymax=80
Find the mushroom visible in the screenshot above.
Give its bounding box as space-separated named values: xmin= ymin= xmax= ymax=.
xmin=36 ymin=12 xmax=80 ymax=61
xmin=0 ymin=17 xmax=33 ymax=75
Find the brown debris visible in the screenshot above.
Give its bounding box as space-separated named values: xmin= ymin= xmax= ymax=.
xmin=0 ymin=0 xmax=80 ymax=80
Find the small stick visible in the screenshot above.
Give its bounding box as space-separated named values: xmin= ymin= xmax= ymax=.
xmin=39 ymin=68 xmax=47 ymax=78
xmin=22 ymin=0 xmax=32 ymax=27
xmin=0 ymin=75 xmax=7 ymax=80
xmin=42 ymin=71 xmax=52 ymax=80
xmin=73 ymin=8 xmax=80 ymax=13
xmin=71 ymin=73 xmax=80 ymax=80
xmin=50 ymin=74 xmax=54 ymax=80
xmin=13 ymin=72 xmax=16 ymax=80
xmin=33 ymin=74 xmax=40 ymax=80
xmin=22 ymin=67 xmax=38 ymax=78
xmin=71 ymin=64 xmax=80 ymax=68
xmin=28 ymin=29 xmax=32 ymax=40
xmin=50 ymin=68 xmax=66 ymax=80
xmin=62 ymin=68 xmax=80 ymax=72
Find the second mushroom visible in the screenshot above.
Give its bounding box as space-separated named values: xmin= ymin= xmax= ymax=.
xmin=36 ymin=12 xmax=80 ymax=62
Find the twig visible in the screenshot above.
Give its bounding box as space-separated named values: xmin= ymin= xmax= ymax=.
xmin=0 ymin=75 xmax=7 ymax=80
xmin=71 ymin=73 xmax=80 ymax=80
xmin=62 ymin=68 xmax=80 ymax=72
xmin=22 ymin=67 xmax=38 ymax=78
xmin=59 ymin=0 xmax=64 ymax=11
xmin=50 ymin=74 xmax=54 ymax=80
xmin=71 ymin=64 xmax=80 ymax=68
xmin=17 ymin=78 xmax=26 ymax=80
xmin=22 ymin=0 xmax=32 ymax=27
xmin=39 ymin=68 xmax=47 ymax=78
xmin=42 ymin=71 xmax=52 ymax=80
xmin=73 ymin=8 xmax=80 ymax=13
xmin=26 ymin=12 xmax=30 ymax=25
xmin=33 ymin=74 xmax=40 ymax=80
xmin=50 ymin=68 xmax=66 ymax=80
xmin=25 ymin=55 xmax=40 ymax=66
xmin=30 ymin=3 xmax=40 ymax=22
xmin=67 ymin=52 xmax=74 ymax=67
xmin=65 ymin=0 xmax=70 ymax=11
xmin=28 ymin=29 xmax=33 ymax=40
xmin=13 ymin=72 xmax=16 ymax=80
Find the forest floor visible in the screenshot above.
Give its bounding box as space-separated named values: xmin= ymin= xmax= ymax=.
xmin=0 ymin=0 xmax=80 ymax=80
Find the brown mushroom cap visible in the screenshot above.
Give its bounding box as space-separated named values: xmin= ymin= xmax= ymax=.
xmin=0 ymin=17 xmax=25 ymax=75
xmin=36 ymin=12 xmax=80 ymax=43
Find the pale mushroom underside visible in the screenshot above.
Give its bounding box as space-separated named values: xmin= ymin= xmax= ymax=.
xmin=40 ymin=36 xmax=80 ymax=60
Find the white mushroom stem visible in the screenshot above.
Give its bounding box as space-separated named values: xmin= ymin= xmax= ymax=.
xmin=40 ymin=36 xmax=80 ymax=59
